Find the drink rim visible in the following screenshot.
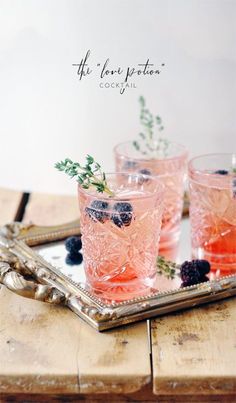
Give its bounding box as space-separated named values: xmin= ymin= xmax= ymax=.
xmin=114 ymin=140 xmax=188 ymax=162
xmin=189 ymin=153 xmax=236 ymax=189
xmin=78 ymin=172 xmax=165 ymax=202
xmin=189 ymin=152 xmax=236 ymax=175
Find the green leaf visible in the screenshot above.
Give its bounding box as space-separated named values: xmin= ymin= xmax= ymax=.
xmin=133 ymin=140 xmax=140 ymax=150
xmin=139 ymin=132 xmax=145 ymax=139
xmin=86 ymin=155 xmax=94 ymax=164
xmin=65 ymin=158 xmax=73 ymax=164
xmin=55 ymin=156 xmax=115 ymax=196
xmin=139 ymin=96 xmax=145 ymax=107
xmin=134 ymin=95 xmax=168 ymax=157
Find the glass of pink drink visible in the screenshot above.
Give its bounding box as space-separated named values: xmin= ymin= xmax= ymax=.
xmin=78 ymin=173 xmax=164 ymax=302
xmin=189 ymin=154 xmax=236 ymax=275
xmin=114 ymin=141 xmax=188 ymax=261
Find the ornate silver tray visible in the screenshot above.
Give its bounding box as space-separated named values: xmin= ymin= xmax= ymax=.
xmin=0 ymin=220 xmax=235 ymax=331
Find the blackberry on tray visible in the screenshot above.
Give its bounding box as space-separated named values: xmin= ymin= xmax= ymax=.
xmin=180 ymin=259 xmax=210 ymax=287
xmin=66 ymin=252 xmax=83 ymax=265
xmin=65 ymin=236 xmax=82 ymax=253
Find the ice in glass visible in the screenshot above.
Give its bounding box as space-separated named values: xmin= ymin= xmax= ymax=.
xmin=189 ymin=154 xmax=236 ymax=275
xmin=78 ymin=173 xmax=164 ymax=301
xmin=114 ymin=141 xmax=187 ymax=261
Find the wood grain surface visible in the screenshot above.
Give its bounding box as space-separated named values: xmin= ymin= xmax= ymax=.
xmin=0 ymin=188 xmax=236 ymax=401
xmin=0 ymin=290 xmax=150 ymax=394
xmin=0 ymin=191 xmax=151 ymax=395
xmin=23 ymin=193 xmax=80 ymax=225
xmin=0 ymin=188 xmax=22 ymax=225
xmin=151 ymin=299 xmax=236 ymax=396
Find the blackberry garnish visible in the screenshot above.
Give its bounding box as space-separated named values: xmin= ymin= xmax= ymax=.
xmin=91 ymin=200 xmax=109 ymax=210
xmin=122 ymin=160 xmax=138 ymax=170
xmin=139 ymin=168 xmax=151 ymax=176
xmin=180 ymin=259 xmax=210 ymax=287
xmin=138 ymin=169 xmax=152 ymax=184
xmin=214 ymin=170 xmax=228 ymax=175
xmin=65 ymin=236 xmax=82 ymax=254
xmin=86 ymin=200 xmax=110 ymax=223
xmin=111 ymin=202 xmax=133 ymax=227
xmin=111 ymin=215 xmax=124 ymax=228
xmin=66 ymin=252 xmax=83 ymax=265
xmin=232 ymin=177 xmax=236 ymax=199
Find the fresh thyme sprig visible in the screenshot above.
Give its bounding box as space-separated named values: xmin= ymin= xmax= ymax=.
xmin=133 ymin=96 xmax=169 ymax=157
xmin=55 ymin=155 xmax=114 ymax=196
xmin=156 ymin=256 xmax=179 ymax=280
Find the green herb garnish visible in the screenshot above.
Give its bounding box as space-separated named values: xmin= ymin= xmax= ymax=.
xmin=55 ymin=155 xmax=114 ymax=196
xmin=156 ymin=256 xmax=179 ymax=279
xmin=133 ymin=96 xmax=170 ymax=157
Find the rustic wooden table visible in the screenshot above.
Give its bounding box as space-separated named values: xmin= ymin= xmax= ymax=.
xmin=0 ymin=188 xmax=236 ymax=402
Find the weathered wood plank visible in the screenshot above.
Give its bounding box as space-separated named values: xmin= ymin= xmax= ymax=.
xmin=0 ymin=188 xmax=23 ymax=225
xmin=0 ymin=192 xmax=151 ymax=394
xmin=1 ymin=391 xmax=236 ymax=403
xmin=151 ymin=298 xmax=236 ymax=396
xmin=76 ymin=321 xmax=150 ymax=394
xmin=0 ymin=292 xmax=150 ymax=394
xmin=23 ymin=193 xmax=79 ymax=225
xmin=0 ymin=287 xmax=80 ymax=394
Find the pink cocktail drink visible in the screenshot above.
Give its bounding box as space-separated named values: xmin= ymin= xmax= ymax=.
xmin=78 ymin=173 xmax=164 ymax=301
xmin=114 ymin=142 xmax=187 ymax=261
xmin=189 ymin=154 xmax=236 ymax=274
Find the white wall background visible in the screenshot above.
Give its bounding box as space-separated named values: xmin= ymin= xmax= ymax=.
xmin=0 ymin=0 xmax=235 ymax=195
